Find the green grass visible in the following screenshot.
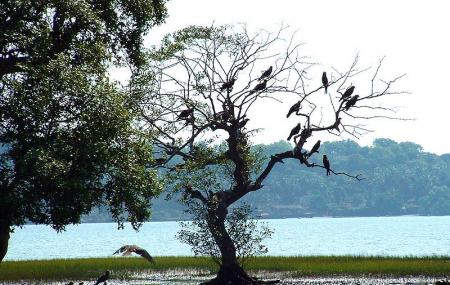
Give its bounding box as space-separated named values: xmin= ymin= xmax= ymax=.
xmin=0 ymin=256 xmax=449 ymax=281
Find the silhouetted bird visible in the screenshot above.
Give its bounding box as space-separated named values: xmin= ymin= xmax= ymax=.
xmin=287 ymin=123 xmax=301 ymax=141
xmin=344 ymin=95 xmax=359 ymax=111
xmin=236 ymin=118 xmax=250 ymax=129
xmin=298 ymin=152 xmax=307 ymax=164
xmin=113 ymin=245 xmax=155 ymax=263
xmin=340 ymin=86 xmax=355 ymax=101
xmin=308 ymin=140 xmax=321 ymax=157
xmin=65 ymin=282 xmax=74 ymax=285
xmin=286 ymin=101 xmax=301 ymax=118
xmin=94 ymin=271 xmax=109 ymax=285
xmin=323 ymin=155 xmax=331 ymax=176
xmin=322 ymin=72 xmax=328 ymax=94
xmin=333 ymin=117 xmax=341 ymax=132
xmin=259 ymin=66 xmax=273 ymax=80
xmin=249 ymin=80 xmax=267 ymax=94
xmin=220 ymin=78 xmax=236 ymax=91
xmin=178 ymin=108 xmax=193 ymax=119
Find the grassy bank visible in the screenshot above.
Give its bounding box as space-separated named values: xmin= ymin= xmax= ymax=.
xmin=0 ymin=256 xmax=449 ymax=281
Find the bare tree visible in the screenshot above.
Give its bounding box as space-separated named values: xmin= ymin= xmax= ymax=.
xmin=132 ymin=25 xmax=406 ymax=285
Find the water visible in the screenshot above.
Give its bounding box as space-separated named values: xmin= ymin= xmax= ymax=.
xmin=5 ymin=216 xmax=450 ymax=261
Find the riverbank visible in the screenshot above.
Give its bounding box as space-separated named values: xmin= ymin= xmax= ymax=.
xmin=1 ymin=256 xmax=449 ymax=282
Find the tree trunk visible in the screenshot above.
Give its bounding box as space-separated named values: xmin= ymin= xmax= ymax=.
xmin=0 ymin=222 xmax=10 ymax=263
xmin=201 ymin=199 xmax=279 ymax=285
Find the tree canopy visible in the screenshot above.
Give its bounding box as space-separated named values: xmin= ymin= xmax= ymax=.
xmin=0 ymin=0 xmax=167 ymax=262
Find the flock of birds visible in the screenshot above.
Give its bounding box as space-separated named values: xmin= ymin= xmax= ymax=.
xmin=176 ymin=67 xmax=361 ymax=177
xmin=285 ymin=71 xmax=361 ymax=176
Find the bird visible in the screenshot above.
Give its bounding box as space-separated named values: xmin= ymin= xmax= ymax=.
xmin=236 ymin=118 xmax=250 ymax=129
xmin=322 ymin=72 xmax=328 ymax=94
xmin=65 ymin=282 xmax=74 ymax=285
xmin=113 ymin=245 xmax=155 ymax=263
xmin=308 ymin=140 xmax=321 ymax=157
xmin=94 ymin=271 xmax=109 ymax=285
xmin=287 ymin=123 xmax=301 ymax=141
xmin=249 ymin=79 xmax=267 ymax=94
xmin=220 ymin=78 xmax=236 ymax=91
xmin=286 ymin=101 xmax=301 ymax=118
xmin=259 ymin=66 xmax=273 ymax=80
xmin=333 ymin=117 xmax=341 ymax=132
xmin=323 ymin=155 xmax=331 ymax=176
xmin=339 ymin=86 xmax=355 ymax=101
xmin=178 ymin=108 xmax=193 ymax=119
xmin=344 ymin=95 xmax=359 ymax=111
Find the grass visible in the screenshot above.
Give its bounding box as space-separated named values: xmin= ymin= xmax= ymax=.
xmin=0 ymin=256 xmax=449 ymax=281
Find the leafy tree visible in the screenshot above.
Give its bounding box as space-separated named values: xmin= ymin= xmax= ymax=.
xmin=133 ymin=25 xmax=404 ymax=284
xmin=178 ymin=203 xmax=272 ymax=266
xmin=0 ymin=0 xmax=167 ymax=262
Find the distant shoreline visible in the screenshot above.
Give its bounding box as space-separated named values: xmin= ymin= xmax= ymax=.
xmin=21 ymin=214 xmax=450 ymax=225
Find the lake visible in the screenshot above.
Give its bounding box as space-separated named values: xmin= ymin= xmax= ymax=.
xmin=5 ymin=216 xmax=450 ymax=261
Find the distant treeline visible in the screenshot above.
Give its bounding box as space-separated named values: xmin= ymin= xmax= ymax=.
xmin=82 ymin=138 xmax=450 ymax=222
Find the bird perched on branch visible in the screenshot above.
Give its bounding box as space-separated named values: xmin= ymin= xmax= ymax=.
xmin=220 ymin=78 xmax=236 ymax=91
xmin=287 ymin=123 xmax=301 ymax=141
xmin=308 ymin=140 xmax=321 ymax=157
xmin=259 ymin=66 xmax=273 ymax=80
xmin=323 ymin=155 xmax=331 ymax=176
xmin=113 ymin=245 xmax=155 ymax=263
xmin=249 ymin=79 xmax=267 ymax=94
xmin=333 ymin=118 xmax=342 ymax=132
xmin=286 ymin=101 xmax=301 ymax=118
xmin=178 ymin=108 xmax=194 ymax=119
xmin=322 ymin=72 xmax=328 ymax=94
xmin=340 ymin=86 xmax=355 ymax=101
xmin=344 ymin=95 xmax=359 ymax=111
xmin=94 ymin=271 xmax=109 ymax=285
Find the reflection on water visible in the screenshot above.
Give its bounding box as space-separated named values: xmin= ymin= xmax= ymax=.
xmin=6 ymin=216 xmax=450 ymax=261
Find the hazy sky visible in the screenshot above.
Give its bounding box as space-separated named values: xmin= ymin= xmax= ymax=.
xmin=133 ymin=0 xmax=450 ymax=154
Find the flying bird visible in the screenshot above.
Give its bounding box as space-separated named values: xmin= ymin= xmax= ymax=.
xmin=259 ymin=66 xmax=273 ymax=80
xmin=322 ymin=72 xmax=328 ymax=94
xmin=178 ymin=108 xmax=194 ymax=119
xmin=344 ymin=95 xmax=359 ymax=111
xmin=340 ymin=86 xmax=355 ymax=101
xmin=113 ymin=245 xmax=155 ymax=263
xmin=308 ymin=140 xmax=321 ymax=157
xmin=249 ymin=79 xmax=267 ymax=94
xmin=286 ymin=101 xmax=301 ymax=118
xmin=220 ymin=78 xmax=236 ymax=91
xmin=287 ymin=123 xmax=301 ymax=141
xmin=94 ymin=271 xmax=109 ymax=285
xmin=323 ymin=155 xmax=331 ymax=176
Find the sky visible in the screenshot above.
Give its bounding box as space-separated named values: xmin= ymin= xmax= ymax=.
xmin=131 ymin=0 xmax=450 ymax=154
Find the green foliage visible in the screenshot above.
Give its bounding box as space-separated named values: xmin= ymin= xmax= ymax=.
xmin=81 ymin=139 xmax=450 ymax=221
xmin=0 ymin=0 xmax=168 ymax=231
xmin=0 ymin=0 xmax=167 ymax=73
xmin=177 ymin=203 xmax=273 ymax=266
xmin=250 ymin=139 xmax=450 ymax=218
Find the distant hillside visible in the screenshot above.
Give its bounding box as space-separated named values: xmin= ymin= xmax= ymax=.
xmin=82 ymin=138 xmax=450 ymax=222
